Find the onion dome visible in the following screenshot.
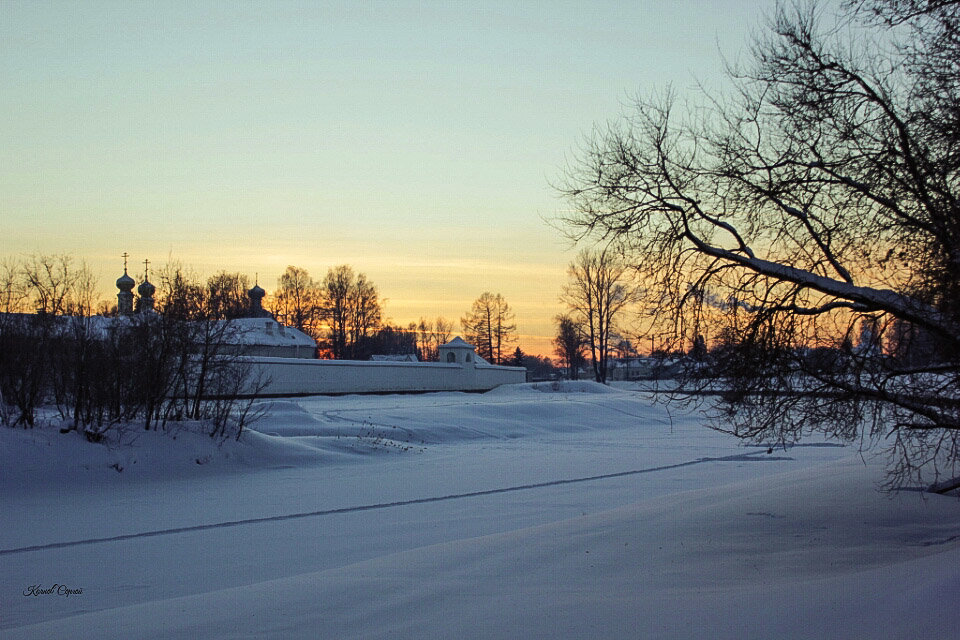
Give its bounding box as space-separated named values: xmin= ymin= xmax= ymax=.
xmin=116 ymin=271 xmax=135 ymax=293
xmin=138 ymin=279 xmax=156 ymax=298
xmin=247 ymin=281 xmax=273 ymax=317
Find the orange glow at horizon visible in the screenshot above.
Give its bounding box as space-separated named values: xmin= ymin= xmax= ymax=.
xmin=0 ymin=1 xmax=769 ymax=363
xmin=79 ymin=247 xmax=567 ymax=360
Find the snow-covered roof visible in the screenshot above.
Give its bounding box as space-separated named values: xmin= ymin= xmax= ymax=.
xmin=0 ymin=313 xmax=316 ymax=350
xmin=0 ymin=312 xmax=134 ymax=340
xmin=440 ymin=336 xmax=475 ymax=350
xmin=224 ymin=318 xmax=316 ymax=348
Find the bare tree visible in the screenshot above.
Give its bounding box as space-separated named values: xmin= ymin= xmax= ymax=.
xmin=561 ymin=248 xmax=637 ymax=383
xmin=21 ymin=254 xmax=97 ymax=316
xmin=273 ymin=266 xmax=320 ymax=337
xmin=318 ymin=265 xmax=383 ymax=359
xmin=205 ymin=271 xmax=250 ymax=320
xmin=559 ymin=0 xmax=960 ymax=490
xmin=346 ymin=271 xmax=382 ymax=358
xmin=434 ymin=317 xmax=453 ymax=347
xmin=319 ymin=265 xmax=349 ymax=358
xmin=1 ymin=259 xmax=26 ymax=314
xmin=157 ymin=260 xmax=205 ymax=321
xmin=0 ymin=254 xmax=263 ymax=440
xmin=554 ymin=314 xmax=587 ymax=380
xmin=462 ymin=292 xmax=517 ymax=364
xmin=416 ymin=316 xmax=453 ymax=361
xmin=0 ymin=255 xmax=100 ymax=428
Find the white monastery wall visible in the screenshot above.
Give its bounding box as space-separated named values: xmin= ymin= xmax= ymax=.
xmin=244 ymin=356 xmax=527 ymax=396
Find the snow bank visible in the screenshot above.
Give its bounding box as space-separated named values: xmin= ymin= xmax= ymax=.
xmin=7 ymin=455 xmax=959 ymax=640
xmin=486 ymin=380 xmax=624 ymax=396
xmin=0 ymin=387 xmax=652 ymax=484
xmin=4 ymin=390 xmax=959 ymax=639
xmin=289 ymin=386 xmax=661 ymax=444
xmin=0 ymin=416 xmax=332 ymax=484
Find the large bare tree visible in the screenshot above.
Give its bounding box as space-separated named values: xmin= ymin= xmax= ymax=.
xmin=205 ymin=271 xmax=251 ymax=320
xmin=318 ymin=265 xmax=382 ymax=359
xmin=20 ymin=254 xmax=97 ymax=316
xmin=559 ymin=0 xmax=960 ymax=490
xmin=462 ymin=292 xmax=517 ymax=364
xmin=561 ymin=248 xmax=637 ymax=383
xmin=273 ymin=266 xmax=320 ymax=337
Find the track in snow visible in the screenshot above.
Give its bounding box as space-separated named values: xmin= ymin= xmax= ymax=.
xmin=0 ymin=451 xmax=788 ymax=557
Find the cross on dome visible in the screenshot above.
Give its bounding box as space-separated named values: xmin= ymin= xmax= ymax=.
xmin=116 ymin=252 xmax=136 ymax=313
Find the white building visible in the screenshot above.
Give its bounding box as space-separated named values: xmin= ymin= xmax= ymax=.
xmin=226 ymin=317 xmax=317 ymax=359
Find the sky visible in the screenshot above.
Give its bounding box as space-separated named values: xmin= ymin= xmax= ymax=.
xmin=1 ymin=0 xmax=772 ymax=356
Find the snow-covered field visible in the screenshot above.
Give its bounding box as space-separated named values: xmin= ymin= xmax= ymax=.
xmin=2 ymin=381 xmax=959 ymax=639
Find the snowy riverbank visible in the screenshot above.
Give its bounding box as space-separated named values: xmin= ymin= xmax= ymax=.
xmin=3 ymin=382 xmax=959 ymax=639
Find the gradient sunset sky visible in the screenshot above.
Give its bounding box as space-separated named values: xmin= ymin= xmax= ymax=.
xmin=1 ymin=1 xmax=771 ymax=356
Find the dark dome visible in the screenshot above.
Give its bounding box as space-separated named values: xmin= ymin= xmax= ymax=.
xmin=116 ymin=272 xmax=135 ymax=292
xmin=138 ymin=279 xmax=156 ymax=297
xmin=248 ymin=284 xmax=266 ymax=299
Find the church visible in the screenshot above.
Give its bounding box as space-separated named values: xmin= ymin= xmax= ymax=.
xmin=114 ymin=258 xmax=316 ymax=359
